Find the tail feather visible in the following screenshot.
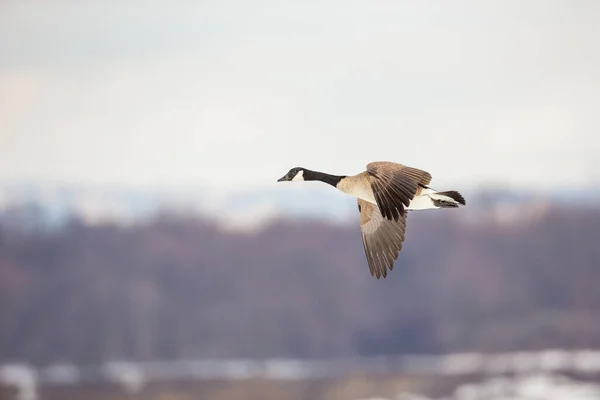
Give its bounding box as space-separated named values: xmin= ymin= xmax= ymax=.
xmin=407 ymin=189 xmax=466 ymax=210
xmin=435 ymin=190 xmax=466 ymax=206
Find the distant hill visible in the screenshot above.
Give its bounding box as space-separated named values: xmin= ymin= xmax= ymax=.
xmin=1 ymin=201 xmax=599 ymax=365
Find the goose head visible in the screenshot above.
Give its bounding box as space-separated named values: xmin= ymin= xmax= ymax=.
xmin=277 ymin=167 xmax=305 ymax=182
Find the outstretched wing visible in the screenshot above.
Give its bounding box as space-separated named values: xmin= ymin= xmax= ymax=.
xmin=366 ymin=161 xmax=432 ymax=221
xmin=358 ymin=199 xmax=408 ymax=279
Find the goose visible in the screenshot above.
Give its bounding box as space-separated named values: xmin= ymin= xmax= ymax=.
xmin=277 ymin=161 xmax=465 ymax=279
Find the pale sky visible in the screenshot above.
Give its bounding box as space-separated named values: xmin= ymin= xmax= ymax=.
xmin=1 ymin=0 xmax=600 ymax=193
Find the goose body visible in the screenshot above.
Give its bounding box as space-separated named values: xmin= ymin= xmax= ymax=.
xmin=277 ymin=161 xmax=465 ymax=279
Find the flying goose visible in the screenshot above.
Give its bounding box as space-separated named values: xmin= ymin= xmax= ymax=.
xmin=277 ymin=161 xmax=465 ymax=279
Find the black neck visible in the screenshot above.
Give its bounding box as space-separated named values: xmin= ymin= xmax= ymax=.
xmin=303 ymin=169 xmax=346 ymax=187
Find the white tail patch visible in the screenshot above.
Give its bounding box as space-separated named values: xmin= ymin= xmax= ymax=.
xmin=406 ymin=194 xmax=437 ymax=210
xmin=429 ymin=192 xmax=459 ymax=204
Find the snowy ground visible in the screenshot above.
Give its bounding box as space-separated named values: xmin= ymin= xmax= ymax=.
xmin=2 ymin=349 xmax=600 ymax=400
xmin=366 ymin=373 xmax=600 ymax=400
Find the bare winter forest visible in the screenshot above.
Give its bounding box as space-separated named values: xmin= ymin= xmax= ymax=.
xmin=1 ymin=203 xmax=599 ymax=366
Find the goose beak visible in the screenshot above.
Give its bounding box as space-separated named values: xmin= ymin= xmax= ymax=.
xmin=277 ymin=175 xmax=289 ymax=182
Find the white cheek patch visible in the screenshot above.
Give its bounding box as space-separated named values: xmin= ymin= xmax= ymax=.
xmin=291 ymin=170 xmax=304 ymax=182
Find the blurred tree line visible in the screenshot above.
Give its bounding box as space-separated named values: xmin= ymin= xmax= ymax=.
xmin=1 ymin=205 xmax=600 ymax=365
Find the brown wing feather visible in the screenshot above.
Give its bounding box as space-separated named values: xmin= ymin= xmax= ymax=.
xmin=366 ymin=162 xmax=432 ymax=221
xmin=358 ymin=199 xmax=408 ymax=279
